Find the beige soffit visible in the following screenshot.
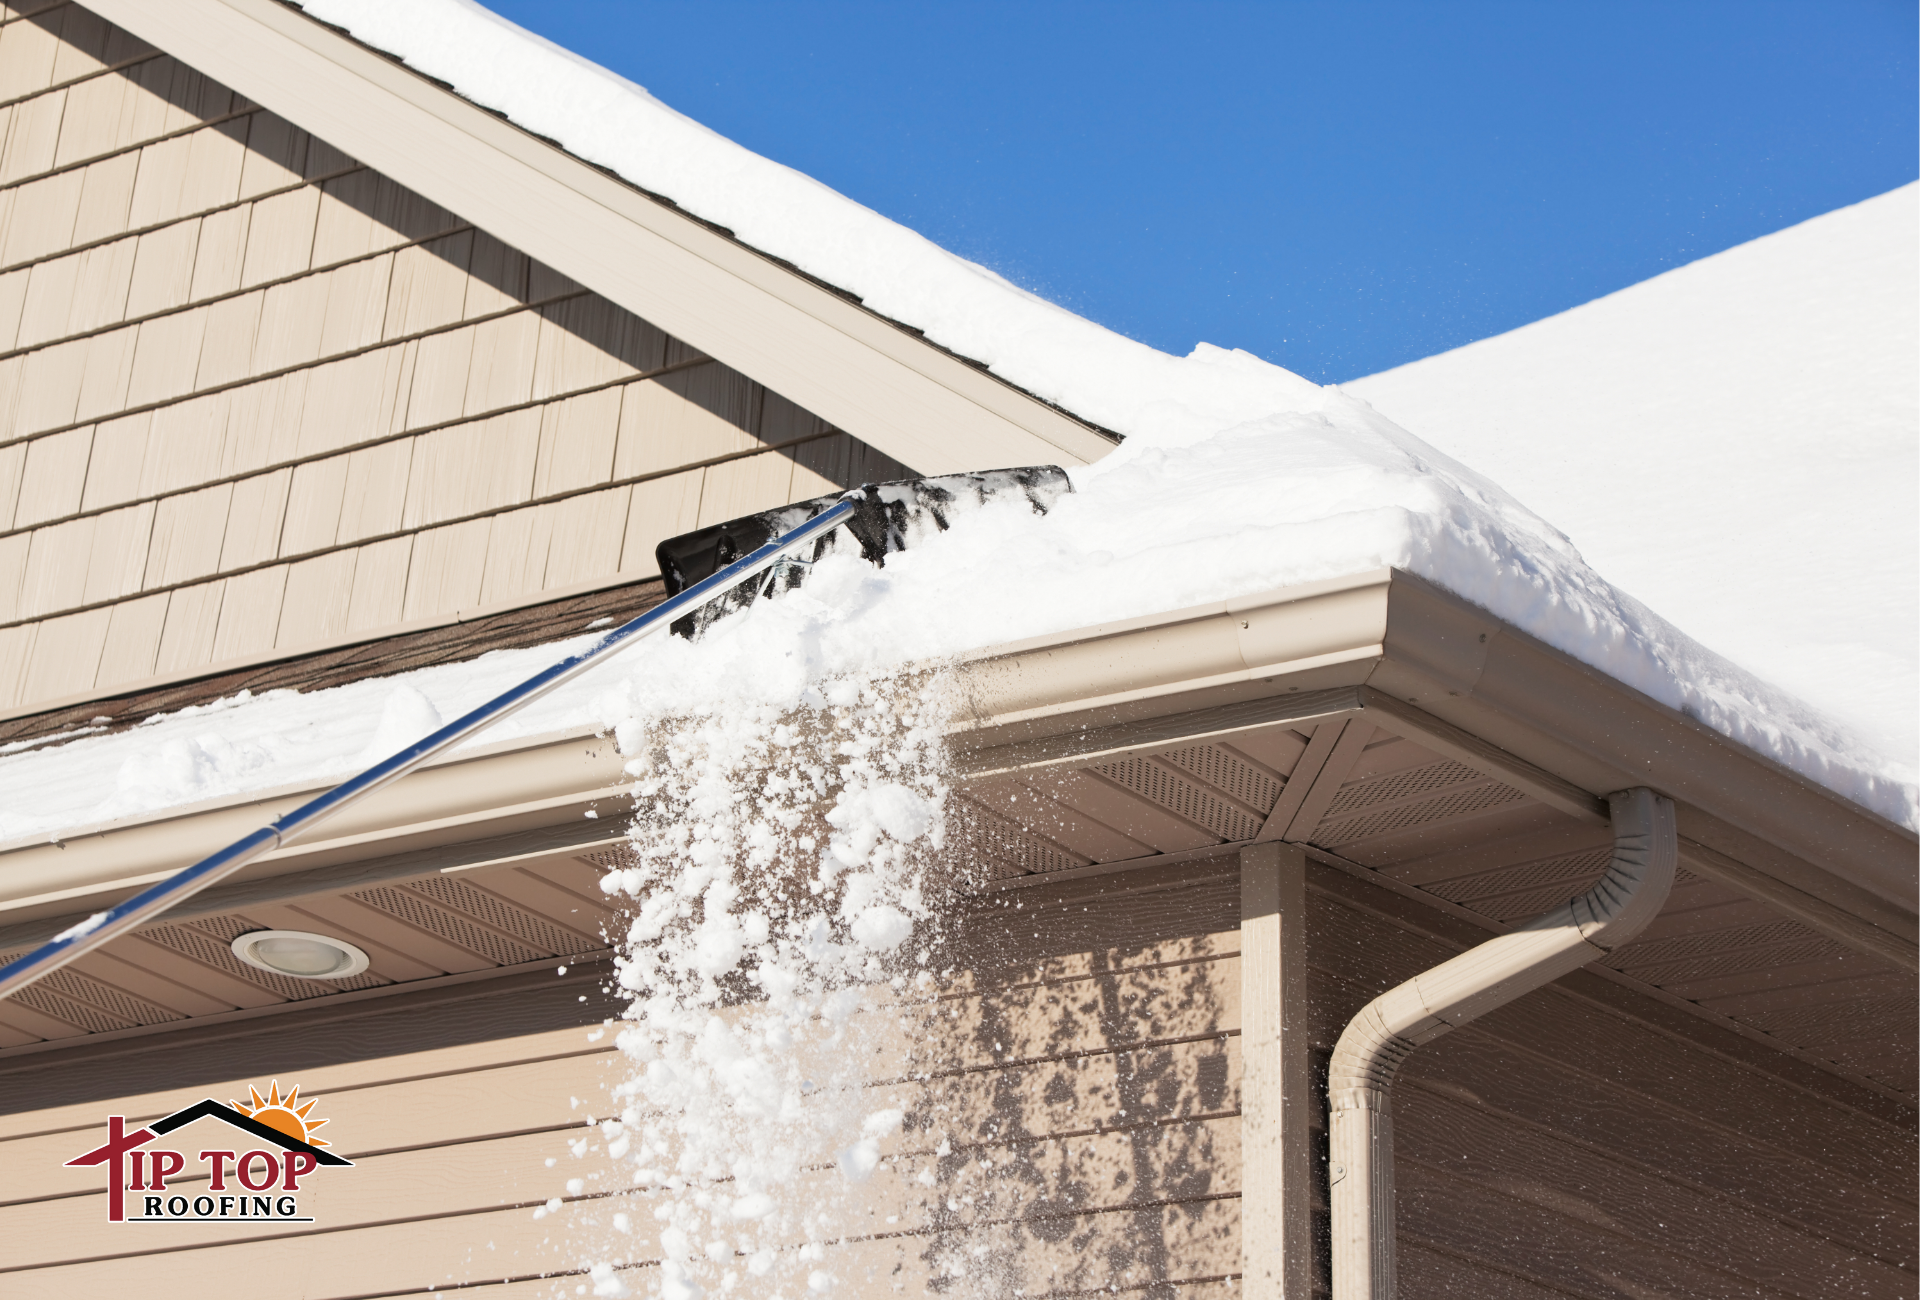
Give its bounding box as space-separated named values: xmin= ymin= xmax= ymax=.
xmin=3 ymin=569 xmax=1912 ymax=965
xmin=85 ymin=0 xmax=1117 ymax=476
xmin=947 ymin=568 xmax=1918 ymax=955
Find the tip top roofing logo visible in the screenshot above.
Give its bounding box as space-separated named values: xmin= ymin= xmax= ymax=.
xmin=67 ymin=1081 xmax=354 ymax=1223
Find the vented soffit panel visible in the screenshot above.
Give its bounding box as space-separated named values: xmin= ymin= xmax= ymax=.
xmin=83 ymin=0 xmax=1117 ymax=476
xmin=0 ymin=845 xmax=625 ymax=1058
xmin=952 ymin=715 xmax=1916 ymax=1104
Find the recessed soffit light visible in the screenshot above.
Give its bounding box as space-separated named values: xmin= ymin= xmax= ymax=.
xmin=231 ymin=929 xmax=370 ymax=980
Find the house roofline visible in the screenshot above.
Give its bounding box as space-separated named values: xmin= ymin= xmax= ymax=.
xmin=53 ymin=1 xmax=1906 ymax=910
xmin=1 ymin=569 xmax=1910 ymax=972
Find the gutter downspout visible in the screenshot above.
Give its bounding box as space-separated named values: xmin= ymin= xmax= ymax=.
xmin=1328 ymin=786 xmax=1677 ymax=1299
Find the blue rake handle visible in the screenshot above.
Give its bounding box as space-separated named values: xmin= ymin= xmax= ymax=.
xmin=0 ymin=498 xmax=858 ymax=1001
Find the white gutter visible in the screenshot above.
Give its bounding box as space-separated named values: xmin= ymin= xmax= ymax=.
xmin=1327 ymin=786 xmax=1678 ymax=1299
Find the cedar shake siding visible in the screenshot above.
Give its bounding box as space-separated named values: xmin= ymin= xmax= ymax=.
xmin=0 ymin=1 xmax=908 ymax=715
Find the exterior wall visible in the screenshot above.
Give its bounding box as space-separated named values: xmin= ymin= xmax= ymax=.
xmin=0 ymin=969 xmax=621 ymax=1296
xmin=1306 ymin=865 xmax=1917 ymax=1300
xmin=3 ymin=839 xmax=1911 ymax=1296
xmin=0 ymin=858 xmax=1244 ymax=1297
xmin=893 ymin=865 xmax=1243 ymax=1294
xmin=0 ymin=2 xmax=908 ymax=716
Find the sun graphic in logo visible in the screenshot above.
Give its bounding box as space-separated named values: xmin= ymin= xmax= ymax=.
xmin=231 ymin=1081 xmax=330 ymax=1148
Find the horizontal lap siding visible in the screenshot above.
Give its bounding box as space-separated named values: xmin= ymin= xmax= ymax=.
xmin=0 ymin=973 xmax=619 ymax=1295
xmin=5 ymin=1201 xmax=1240 ymax=1300
xmin=0 ymin=4 xmax=913 ymax=714
xmin=388 ymin=1282 xmax=1238 ymax=1300
xmin=0 ymin=867 xmax=1245 ymax=1297
xmin=870 ymin=868 xmax=1248 ymax=1294
xmin=16 ymin=840 xmax=1885 ymax=1295
xmin=1305 ymin=878 xmax=1919 ymax=1300
xmin=594 ymin=896 xmax=1245 ymax=1297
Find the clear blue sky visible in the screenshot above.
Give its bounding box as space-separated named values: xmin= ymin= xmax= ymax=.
xmin=485 ymin=1 xmax=1916 ymax=384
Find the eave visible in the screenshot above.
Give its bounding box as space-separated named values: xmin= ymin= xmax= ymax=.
xmin=0 ymin=726 xmax=626 ymax=936
xmin=3 ymin=567 xmax=1910 ymax=948
xmin=950 ymin=568 xmax=1917 ymax=963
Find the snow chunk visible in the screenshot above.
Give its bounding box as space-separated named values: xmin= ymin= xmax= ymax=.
xmin=849 ymin=905 xmax=912 ymax=952
xmin=355 ymin=684 xmax=445 ymax=764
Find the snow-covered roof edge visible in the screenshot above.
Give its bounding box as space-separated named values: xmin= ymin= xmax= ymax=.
xmin=44 ymin=0 xmax=1915 ymax=834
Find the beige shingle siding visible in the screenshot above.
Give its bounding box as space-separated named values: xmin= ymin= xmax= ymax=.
xmin=0 ymin=4 xmax=911 ymax=715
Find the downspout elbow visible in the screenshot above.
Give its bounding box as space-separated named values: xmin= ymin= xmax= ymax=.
xmin=1327 ymin=786 xmax=1676 ymax=1300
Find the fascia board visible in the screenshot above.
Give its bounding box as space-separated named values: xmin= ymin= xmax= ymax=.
xmin=950 ymin=570 xmax=1394 ymax=740
xmin=86 ymin=0 xmax=1115 ymax=475
xmin=0 ymin=727 xmax=627 ymax=927
xmin=954 ymin=687 xmax=1367 ymax=780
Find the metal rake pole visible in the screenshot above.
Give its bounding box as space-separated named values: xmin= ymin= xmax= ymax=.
xmin=0 ymin=498 xmax=858 ymax=1001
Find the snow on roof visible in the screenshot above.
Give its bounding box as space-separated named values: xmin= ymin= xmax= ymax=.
xmin=0 ymin=2 xmax=1909 ymax=843
xmin=1348 ymin=184 xmax=1919 ymax=777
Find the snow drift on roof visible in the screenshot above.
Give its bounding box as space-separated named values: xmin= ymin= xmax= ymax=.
xmin=3 ymin=385 xmax=1911 ymax=839
xmin=1349 ymin=184 xmax=1919 ymax=773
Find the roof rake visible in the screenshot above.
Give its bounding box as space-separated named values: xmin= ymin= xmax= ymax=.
xmin=656 ymin=465 xmax=1070 ymax=638
xmin=0 ymin=466 xmax=1071 ymax=1001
